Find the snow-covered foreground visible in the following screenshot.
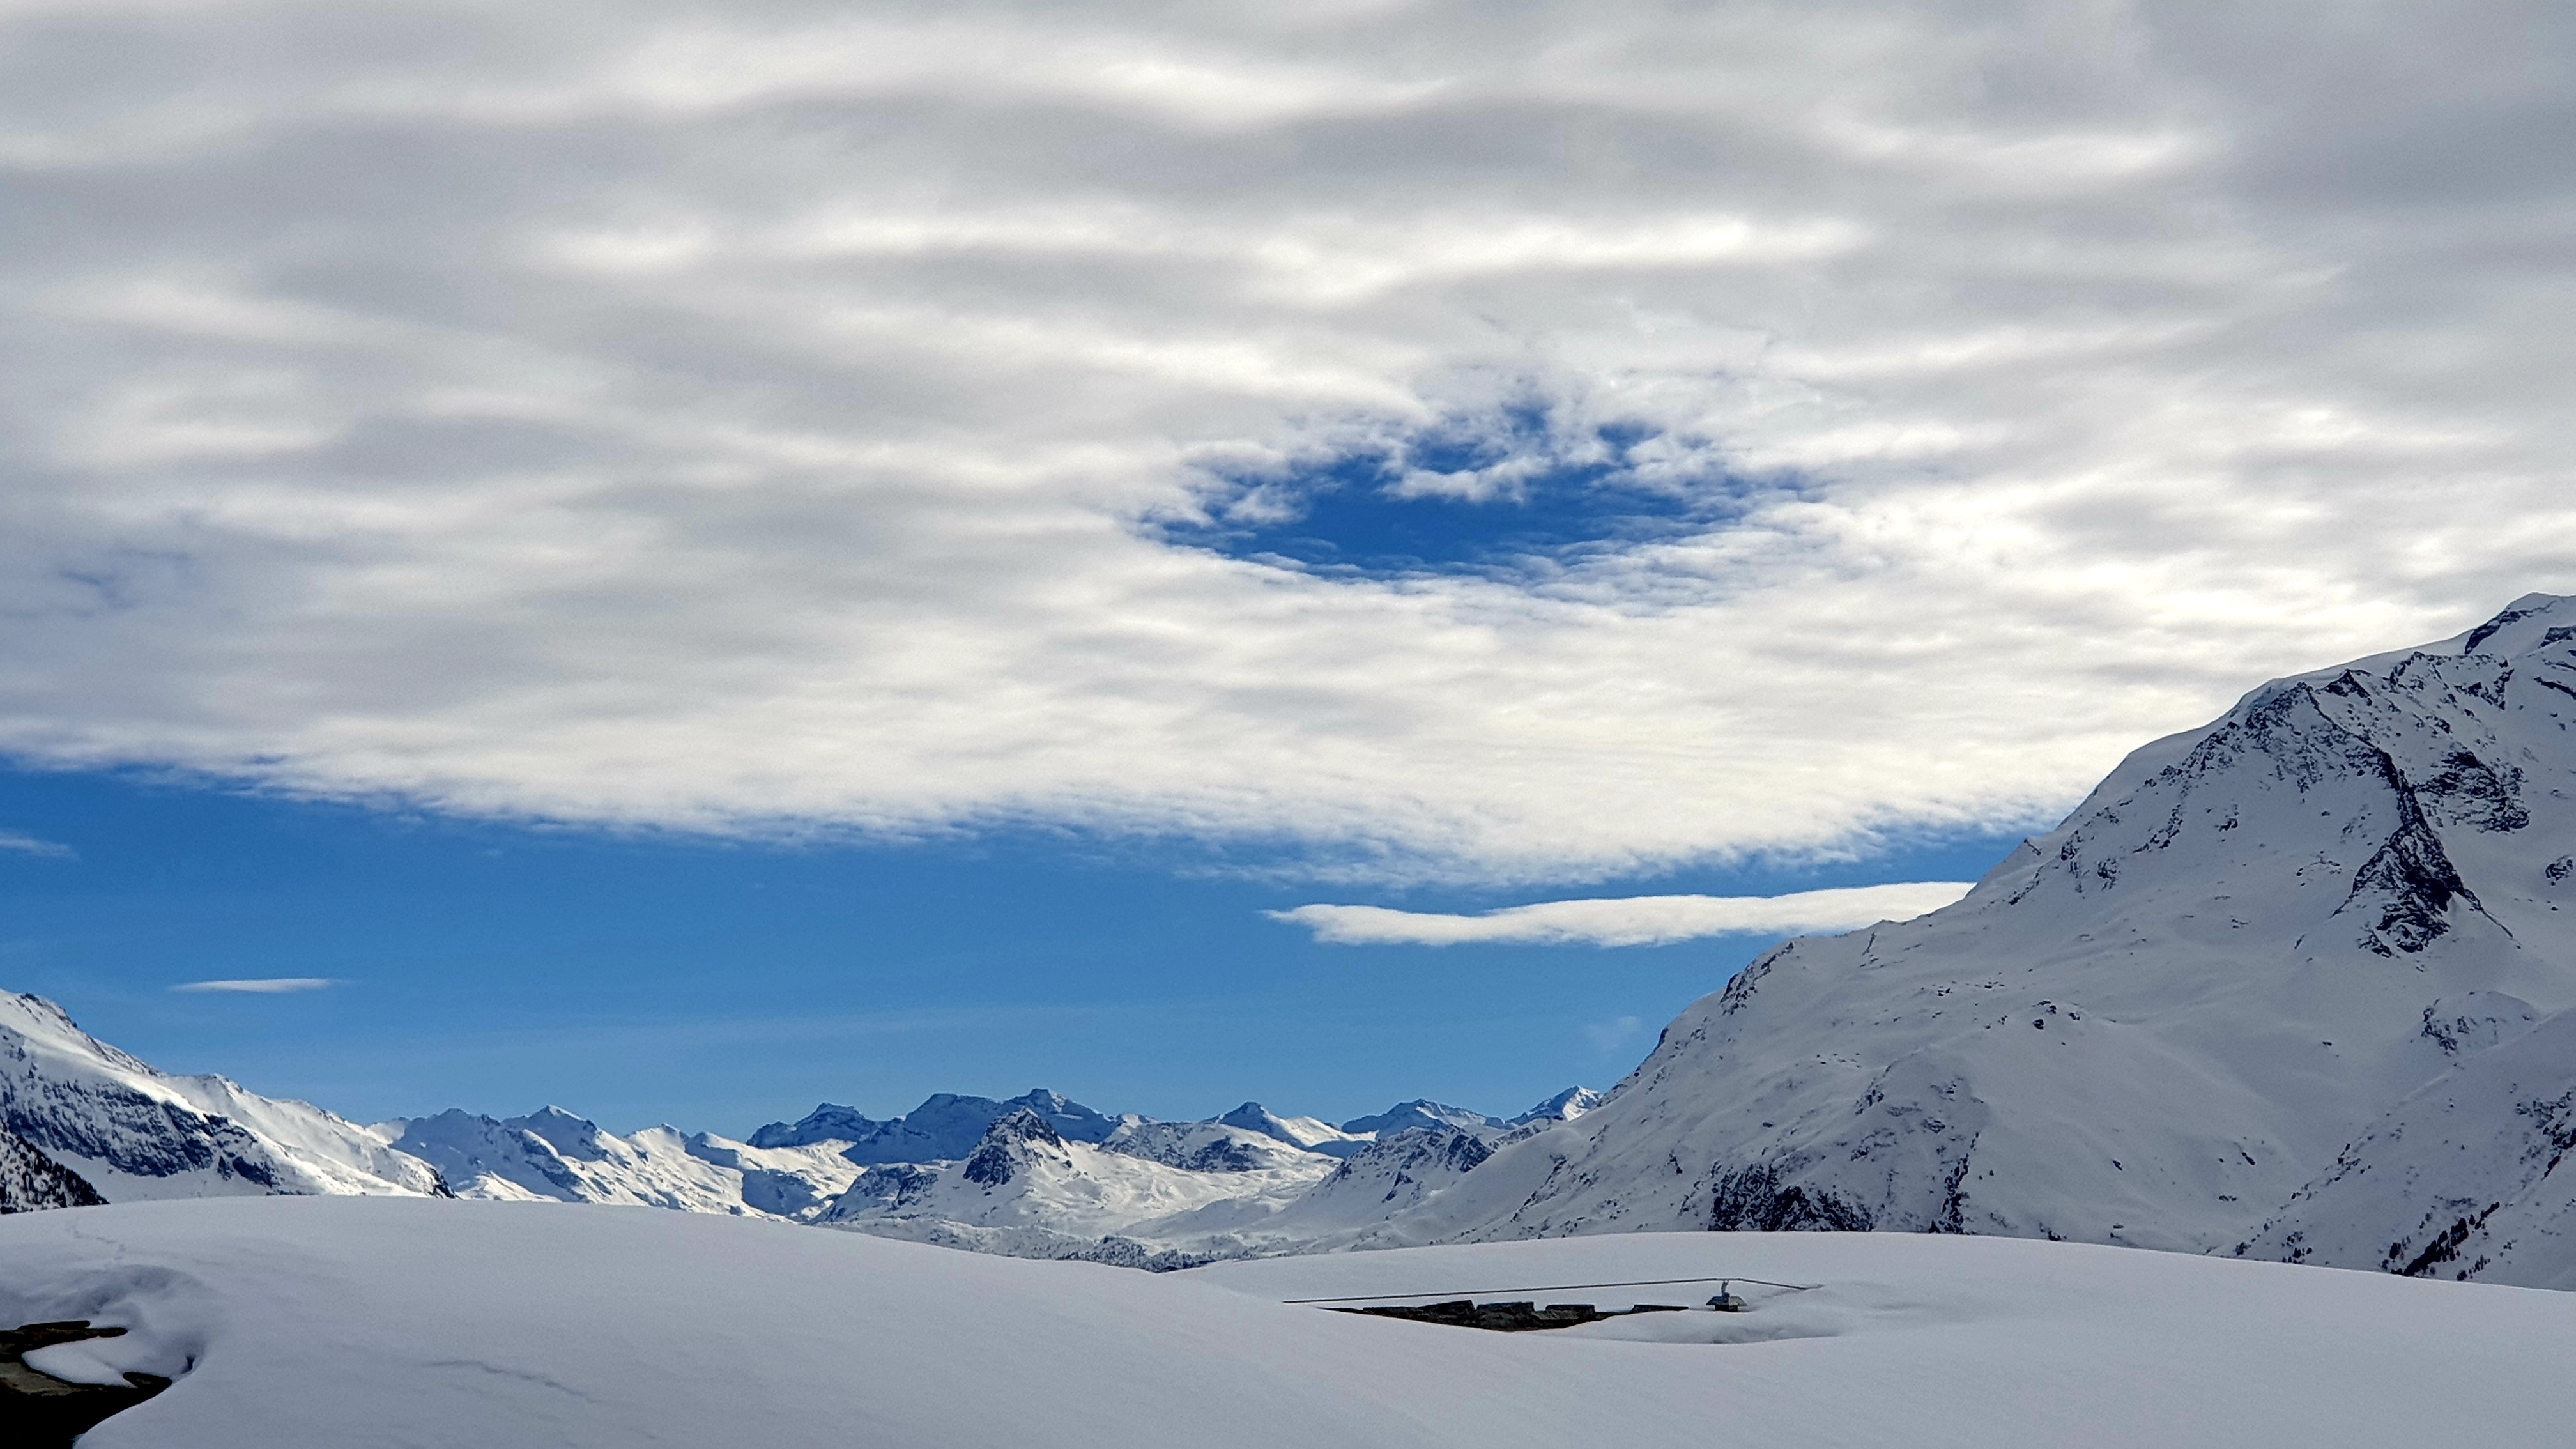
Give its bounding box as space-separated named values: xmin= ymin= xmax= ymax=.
xmin=8 ymin=1197 xmax=2570 ymax=1448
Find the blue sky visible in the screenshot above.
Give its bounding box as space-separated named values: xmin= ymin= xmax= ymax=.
xmin=4 ymin=3 xmax=2575 ymax=1138
xmin=0 ymin=761 xmax=2020 ymax=1133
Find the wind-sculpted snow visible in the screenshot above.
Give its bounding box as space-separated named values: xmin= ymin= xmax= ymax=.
xmin=1396 ymin=595 xmax=2576 ymax=1283
xmin=0 ymin=992 xmax=442 ymax=1206
xmin=20 ymin=1197 xmax=2576 ymax=1448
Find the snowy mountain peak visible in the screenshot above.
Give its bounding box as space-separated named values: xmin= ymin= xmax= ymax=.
xmin=1206 ymin=1102 xmax=1370 ymax=1157
xmin=1510 ymin=1087 xmax=1604 ymax=1125
xmin=747 ymin=1103 xmax=885 ymax=1149
xmin=1388 ymin=595 xmax=2576 ymax=1276
xmin=1338 ymin=1100 xmax=1505 ymax=1137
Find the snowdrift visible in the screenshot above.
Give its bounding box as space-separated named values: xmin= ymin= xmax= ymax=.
xmin=7 ymin=1196 xmax=2572 ymax=1448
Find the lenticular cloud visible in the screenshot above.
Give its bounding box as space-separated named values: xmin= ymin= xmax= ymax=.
xmin=1271 ymin=883 xmax=1977 ymax=947
xmin=3 ymin=3 xmax=2574 ymax=881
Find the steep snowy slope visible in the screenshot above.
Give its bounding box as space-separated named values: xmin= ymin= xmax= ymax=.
xmin=18 ymin=1197 xmax=2576 ymax=1448
xmin=0 ymin=992 xmax=443 ymax=1205
xmin=2239 ymin=1001 xmax=2576 ymax=1286
xmin=1402 ymin=595 xmax=2576 ymax=1272
xmin=1251 ymin=1128 xmax=1498 ymax=1243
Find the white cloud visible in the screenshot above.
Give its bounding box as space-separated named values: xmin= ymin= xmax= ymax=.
xmin=1269 ymin=882 xmax=1975 ymax=947
xmin=172 ymin=977 xmax=337 ymax=994
xmin=1 ymin=4 xmax=2573 ymax=882
xmin=0 ymin=829 xmax=73 ymax=859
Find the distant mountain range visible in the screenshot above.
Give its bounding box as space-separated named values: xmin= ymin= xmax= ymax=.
xmin=0 ymin=986 xmax=1595 ymax=1262
xmin=8 ymin=595 xmax=2576 ymax=1289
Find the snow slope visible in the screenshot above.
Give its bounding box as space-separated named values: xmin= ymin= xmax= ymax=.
xmin=11 ymin=1195 xmax=2573 ymax=1448
xmin=0 ymin=992 xmax=442 ymax=1206
xmin=2239 ymin=1002 xmax=2576 ymax=1285
xmin=1399 ymin=595 xmax=2576 ymax=1277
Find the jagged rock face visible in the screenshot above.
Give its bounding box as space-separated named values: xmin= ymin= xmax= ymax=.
xmin=962 ymin=1110 xmax=1068 ymax=1186
xmin=1404 ymin=595 xmax=2576 ymax=1270
xmin=0 ymin=1128 xmax=104 ymax=1212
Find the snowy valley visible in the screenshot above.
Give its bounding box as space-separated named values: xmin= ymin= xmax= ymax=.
xmin=8 ymin=596 xmax=2576 ymax=1292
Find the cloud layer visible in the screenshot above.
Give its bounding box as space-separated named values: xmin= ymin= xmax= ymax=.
xmin=172 ymin=978 xmax=337 ymax=995
xmin=4 ymin=3 xmax=2575 ymax=881
xmin=1271 ymin=882 xmax=1974 ymax=947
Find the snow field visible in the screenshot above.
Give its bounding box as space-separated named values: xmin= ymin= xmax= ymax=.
xmin=6 ymin=1195 xmax=2570 ymax=1448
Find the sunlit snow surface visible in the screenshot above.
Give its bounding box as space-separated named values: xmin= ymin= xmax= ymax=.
xmin=8 ymin=1197 xmax=2570 ymax=1448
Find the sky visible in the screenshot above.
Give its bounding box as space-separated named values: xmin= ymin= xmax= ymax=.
xmin=3 ymin=1 xmax=2573 ymax=1134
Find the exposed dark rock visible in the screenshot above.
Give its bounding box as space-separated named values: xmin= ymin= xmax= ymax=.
xmin=0 ymin=1130 xmax=103 ymax=1213
xmin=0 ymin=1321 xmax=173 ymax=1448
xmin=1708 ymin=1163 xmax=1874 ymax=1232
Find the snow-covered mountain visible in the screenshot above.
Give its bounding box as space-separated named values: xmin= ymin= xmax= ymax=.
xmin=2236 ymin=1002 xmax=2576 ymax=1287
xmin=1510 ymin=1087 xmax=1604 ymax=1125
xmin=0 ymin=991 xmax=444 ymax=1208
xmin=1250 ymin=1128 xmax=1498 ymax=1244
xmin=813 ymin=1108 xmax=1335 ymax=1265
xmin=379 ymin=1107 xmax=863 ymax=1218
xmin=16 ymin=596 xmax=2576 ymax=1292
xmin=750 ymin=1089 xmax=1122 ymax=1162
xmin=1385 ymin=594 xmax=2576 ymax=1285
xmin=1339 ymin=1100 xmax=1508 ymax=1138
xmin=1209 ymin=1102 xmax=1374 ymax=1158
xmin=0 ymin=982 xmax=1598 ymax=1252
